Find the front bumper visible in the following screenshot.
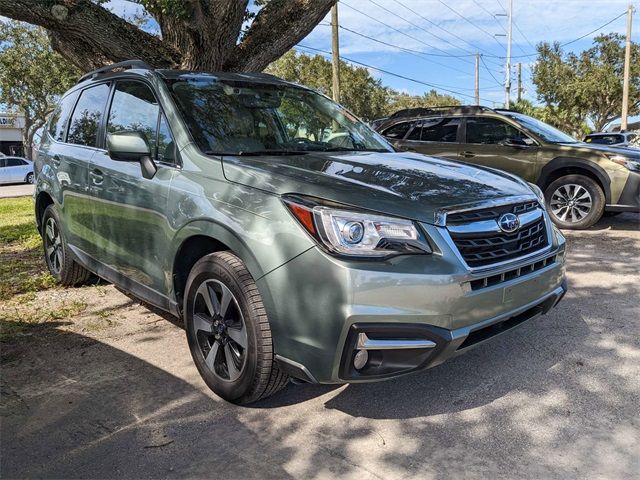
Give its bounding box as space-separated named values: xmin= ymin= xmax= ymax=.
xmin=607 ymin=170 xmax=640 ymax=212
xmin=257 ymin=224 xmax=567 ymax=384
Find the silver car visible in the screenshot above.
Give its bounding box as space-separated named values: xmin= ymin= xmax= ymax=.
xmin=0 ymin=157 xmax=34 ymax=185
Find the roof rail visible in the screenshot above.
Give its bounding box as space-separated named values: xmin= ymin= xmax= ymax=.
xmin=389 ymin=105 xmax=495 ymax=119
xmin=78 ymin=59 xmax=153 ymax=83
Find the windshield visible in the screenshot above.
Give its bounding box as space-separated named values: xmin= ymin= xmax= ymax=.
xmin=166 ymin=75 xmax=392 ymax=154
xmin=501 ymin=111 xmax=577 ymax=143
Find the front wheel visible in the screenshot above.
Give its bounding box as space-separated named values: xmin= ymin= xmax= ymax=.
xmin=545 ymin=175 xmax=605 ymax=230
xmin=184 ymin=251 xmax=288 ymax=404
xmin=25 ymin=172 xmax=34 ymax=184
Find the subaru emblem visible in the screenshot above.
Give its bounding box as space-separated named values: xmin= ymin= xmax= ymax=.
xmin=498 ymin=213 xmax=520 ymax=233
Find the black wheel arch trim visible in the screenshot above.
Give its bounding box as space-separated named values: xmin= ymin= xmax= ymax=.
xmin=537 ymin=157 xmax=611 ymax=204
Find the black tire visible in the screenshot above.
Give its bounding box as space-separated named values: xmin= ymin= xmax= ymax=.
xmin=184 ymin=251 xmax=288 ymax=404
xmin=25 ymin=172 xmax=34 ymax=184
xmin=41 ymin=205 xmax=93 ymax=286
xmin=544 ymin=174 xmax=605 ymax=230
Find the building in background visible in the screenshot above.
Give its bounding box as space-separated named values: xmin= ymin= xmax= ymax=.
xmin=0 ymin=112 xmax=25 ymax=157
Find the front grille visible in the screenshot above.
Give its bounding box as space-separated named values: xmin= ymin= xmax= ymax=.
xmin=447 ymin=202 xmax=549 ymax=268
xmin=446 ymin=201 xmax=538 ymax=224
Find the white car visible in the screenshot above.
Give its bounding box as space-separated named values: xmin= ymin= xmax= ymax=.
xmin=0 ymin=157 xmax=34 ymax=185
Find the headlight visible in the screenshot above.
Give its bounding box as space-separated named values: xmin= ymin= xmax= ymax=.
xmin=527 ymin=182 xmax=545 ymax=204
xmin=284 ymin=197 xmax=431 ymax=258
xmin=607 ymin=154 xmax=640 ymax=172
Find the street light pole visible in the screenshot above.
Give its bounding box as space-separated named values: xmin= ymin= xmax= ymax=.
xmin=331 ymin=3 xmax=341 ymax=103
xmin=621 ymin=4 xmax=634 ymax=131
xmin=505 ymin=0 xmax=513 ymax=108
xmin=475 ymin=52 xmax=480 ymax=105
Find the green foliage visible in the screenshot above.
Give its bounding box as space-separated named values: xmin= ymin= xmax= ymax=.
xmin=533 ymin=33 xmax=640 ymax=133
xmin=0 ymin=21 xmax=80 ymax=157
xmin=266 ymin=51 xmax=460 ymax=121
xmin=384 ymin=90 xmax=460 ymax=115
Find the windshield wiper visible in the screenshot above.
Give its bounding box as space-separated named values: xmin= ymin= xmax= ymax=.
xmin=205 ymin=150 xmax=309 ymax=156
xmin=322 ymin=147 xmax=390 ymax=152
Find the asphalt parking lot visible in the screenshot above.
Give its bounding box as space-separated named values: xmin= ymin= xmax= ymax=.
xmin=1 ymin=213 xmax=638 ymax=479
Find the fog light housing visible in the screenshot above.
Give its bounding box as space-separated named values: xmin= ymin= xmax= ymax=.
xmin=353 ymin=349 xmax=368 ymax=370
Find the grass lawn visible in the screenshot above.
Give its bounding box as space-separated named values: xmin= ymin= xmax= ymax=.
xmin=0 ymin=197 xmax=89 ymax=340
xmin=0 ymin=197 xmax=55 ymax=301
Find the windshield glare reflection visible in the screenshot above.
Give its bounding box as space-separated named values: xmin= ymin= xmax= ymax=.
xmin=166 ymin=77 xmax=393 ymax=155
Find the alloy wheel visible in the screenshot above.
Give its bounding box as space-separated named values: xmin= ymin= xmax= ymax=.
xmin=44 ymin=217 xmax=63 ymax=275
xmin=193 ymin=279 xmax=248 ymax=382
xmin=550 ymin=183 xmax=593 ymax=223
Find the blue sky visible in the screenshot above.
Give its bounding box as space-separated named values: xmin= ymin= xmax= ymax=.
xmin=103 ymin=0 xmax=636 ymax=111
xmin=2 ymin=0 xmax=636 ymax=116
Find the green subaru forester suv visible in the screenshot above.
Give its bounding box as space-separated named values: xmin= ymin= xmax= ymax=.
xmin=35 ymin=61 xmax=567 ymax=404
xmin=377 ymin=106 xmax=640 ymax=229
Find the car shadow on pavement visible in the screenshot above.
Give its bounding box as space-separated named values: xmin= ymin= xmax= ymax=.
xmin=0 ymin=323 xmax=295 ymax=479
xmin=586 ymin=212 xmax=639 ymax=232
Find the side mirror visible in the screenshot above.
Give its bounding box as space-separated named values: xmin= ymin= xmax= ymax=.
xmin=107 ymin=131 xmax=157 ymax=179
xmin=502 ymin=137 xmax=530 ymax=148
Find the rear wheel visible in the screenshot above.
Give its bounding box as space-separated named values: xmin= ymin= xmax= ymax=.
xmin=42 ymin=205 xmax=93 ymax=286
xmin=545 ymin=175 xmax=605 ymax=229
xmin=184 ymin=252 xmax=288 ymax=404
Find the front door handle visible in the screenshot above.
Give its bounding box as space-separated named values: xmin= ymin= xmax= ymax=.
xmin=51 ymin=155 xmax=61 ymax=167
xmin=461 ymin=151 xmax=475 ymax=158
xmin=90 ymin=168 xmax=104 ymax=185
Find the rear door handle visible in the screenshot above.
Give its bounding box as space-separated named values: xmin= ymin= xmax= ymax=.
xmin=90 ymin=168 xmax=104 ymax=185
xmin=461 ymin=151 xmax=475 ymax=158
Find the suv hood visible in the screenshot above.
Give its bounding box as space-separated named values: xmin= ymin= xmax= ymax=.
xmin=556 ymin=142 xmax=640 ymax=159
xmin=221 ymin=151 xmax=535 ymax=225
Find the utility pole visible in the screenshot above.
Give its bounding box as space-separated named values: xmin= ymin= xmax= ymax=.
xmin=504 ymin=0 xmax=513 ymax=108
xmin=331 ymin=3 xmax=341 ymax=103
xmin=517 ymin=62 xmax=522 ymax=103
xmin=621 ymin=4 xmax=634 ymax=131
xmin=475 ymin=52 xmax=480 ymax=105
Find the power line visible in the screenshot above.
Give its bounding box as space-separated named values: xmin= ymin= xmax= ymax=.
xmin=390 ymin=0 xmax=504 ymax=67
xmin=486 ymin=10 xmax=628 ymax=59
xmin=339 ymin=1 xmax=477 ymax=76
xmin=296 ymin=44 xmax=496 ymax=103
xmin=435 ymin=0 xmax=505 ymax=48
xmin=318 ymin=22 xmax=504 ymax=88
xmin=366 ymin=0 xmax=476 ymax=61
xmin=480 ymin=54 xmax=503 ymax=87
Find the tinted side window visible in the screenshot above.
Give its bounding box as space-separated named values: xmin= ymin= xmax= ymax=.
xmin=107 ymin=81 xmax=160 ymax=153
xmin=421 ymin=117 xmax=460 ymax=142
xmin=466 ymin=117 xmax=522 ymax=145
xmin=7 ymin=158 xmax=26 ymax=166
xmin=407 ymin=123 xmax=422 ymax=140
xmin=48 ymin=91 xmax=79 ymax=142
xmin=0 ymin=159 xmax=5 ymax=168
xmin=382 ymin=122 xmax=412 ymax=139
xmin=68 ymin=84 xmax=110 ymax=147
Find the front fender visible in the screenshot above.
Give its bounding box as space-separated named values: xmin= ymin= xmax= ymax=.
xmin=538 ymin=157 xmax=612 ymax=203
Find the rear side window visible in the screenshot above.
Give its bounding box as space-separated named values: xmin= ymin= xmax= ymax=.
xmin=6 ymin=158 xmax=26 ymax=166
xmin=48 ymin=91 xmax=79 ymax=142
xmin=421 ymin=117 xmax=460 ymax=142
xmin=382 ymin=121 xmax=412 ymax=139
xmin=67 ymin=84 xmax=110 ymax=147
xmin=466 ymin=117 xmax=522 ymax=144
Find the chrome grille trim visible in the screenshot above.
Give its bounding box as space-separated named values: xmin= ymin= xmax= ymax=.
xmin=441 ymin=200 xmax=553 ymax=271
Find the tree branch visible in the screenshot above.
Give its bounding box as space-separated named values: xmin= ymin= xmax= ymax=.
xmin=0 ymin=0 xmax=180 ymax=71
xmin=227 ymin=0 xmax=336 ymax=72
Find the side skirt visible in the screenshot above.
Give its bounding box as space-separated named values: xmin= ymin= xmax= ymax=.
xmin=67 ymin=245 xmax=181 ymax=318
